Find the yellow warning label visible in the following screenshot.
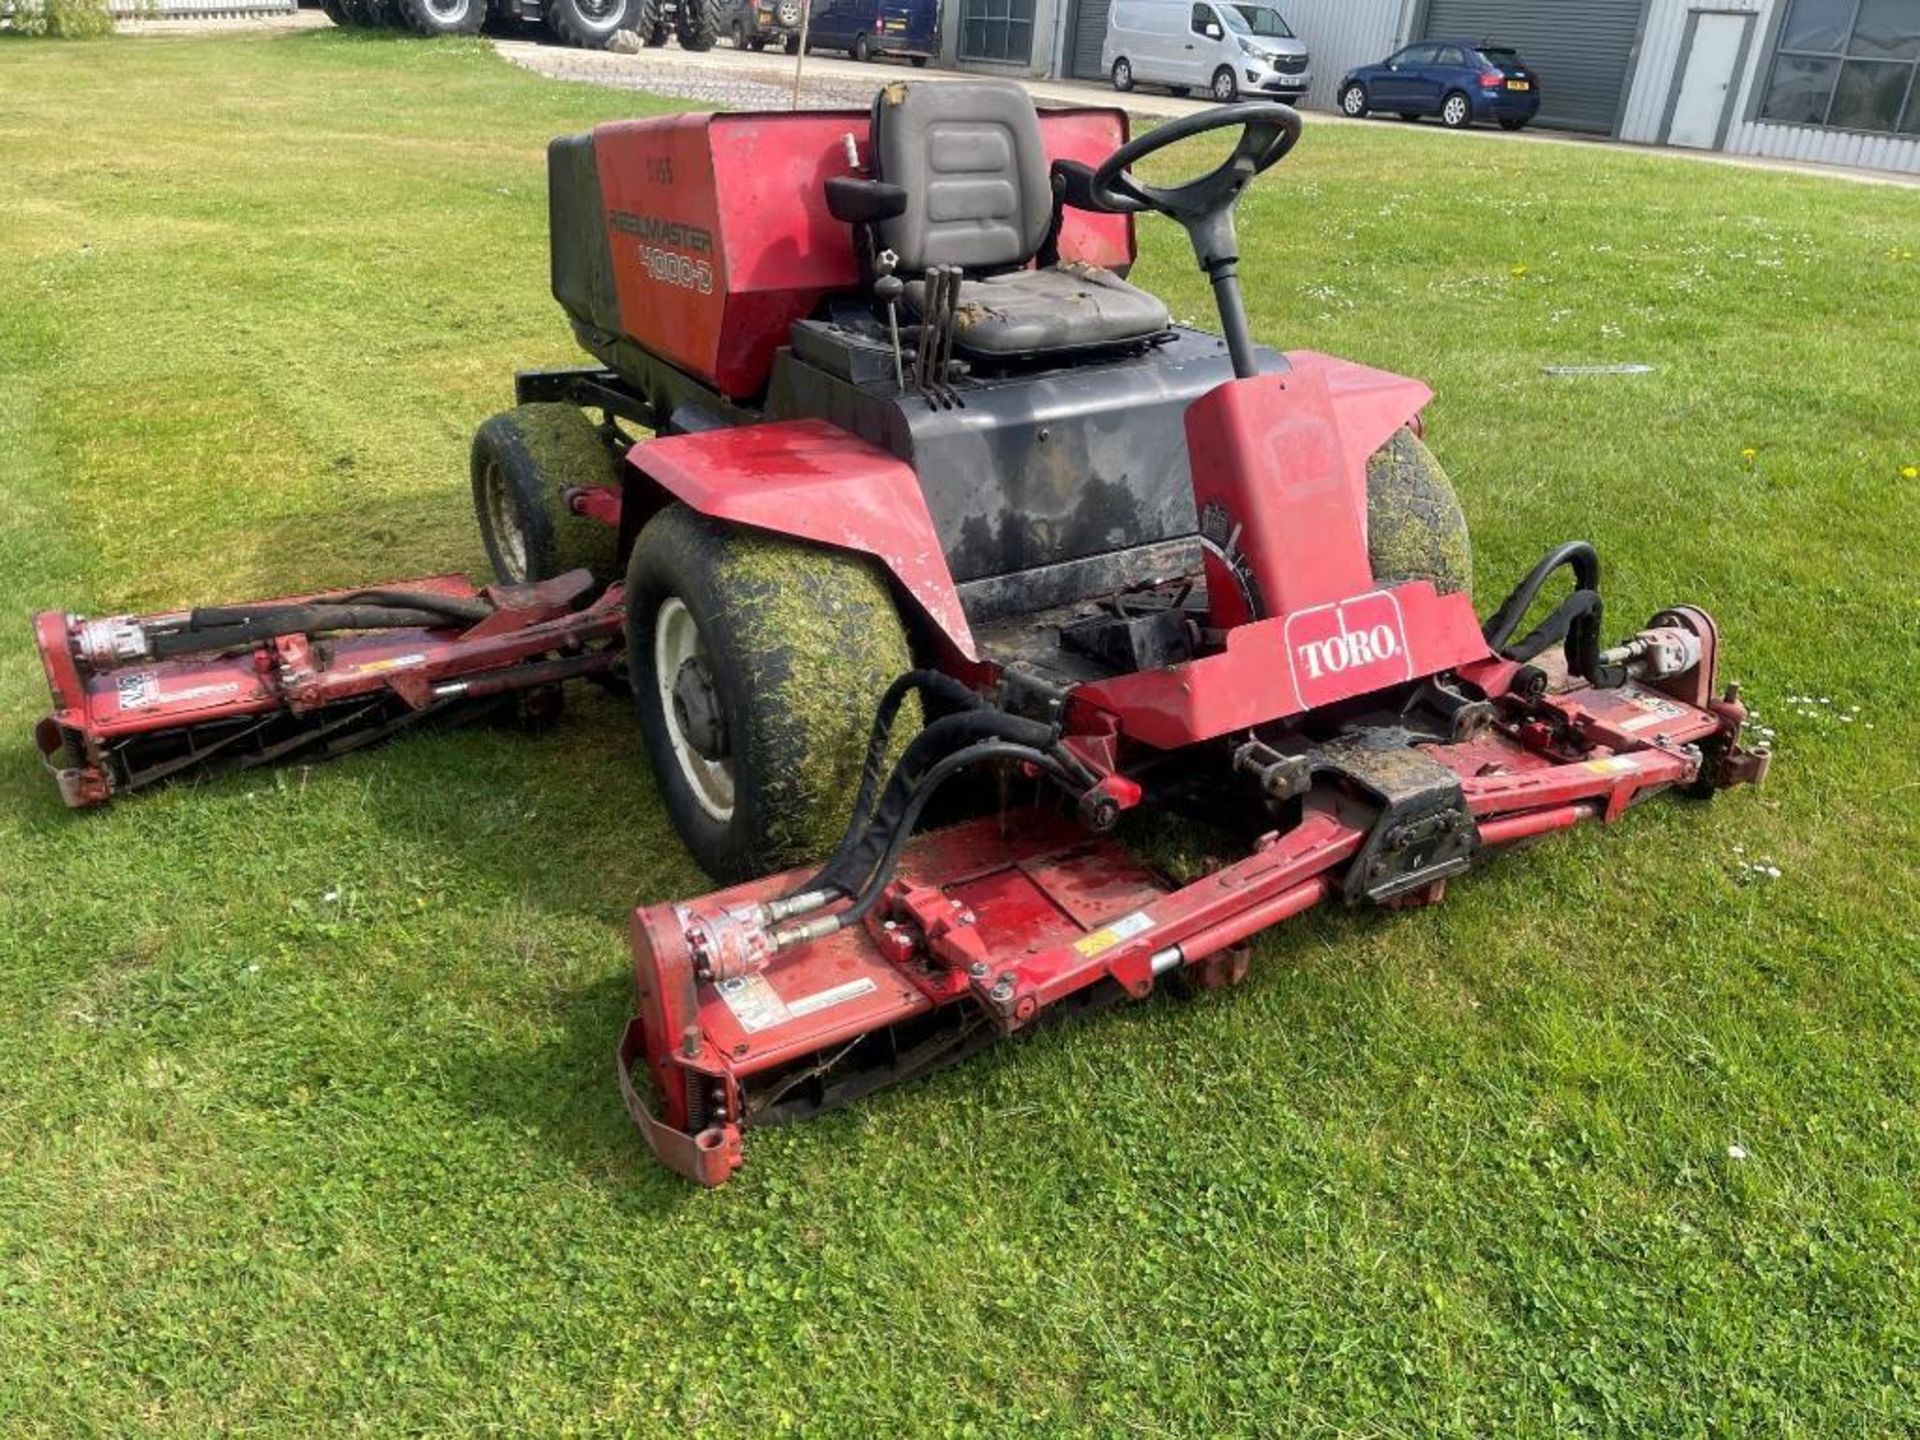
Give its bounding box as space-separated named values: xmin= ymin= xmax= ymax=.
xmin=1072 ymin=910 xmax=1155 ymax=958
xmin=1581 ymin=755 xmax=1638 ymax=775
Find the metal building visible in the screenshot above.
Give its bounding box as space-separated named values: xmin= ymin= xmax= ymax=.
xmin=942 ymin=0 xmax=1920 ymax=175
xmin=1621 ymin=0 xmax=1920 ymax=172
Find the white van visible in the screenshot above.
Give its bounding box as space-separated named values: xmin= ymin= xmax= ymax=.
xmin=1101 ymin=0 xmax=1310 ymax=104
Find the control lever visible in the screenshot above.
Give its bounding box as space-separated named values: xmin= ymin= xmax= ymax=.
xmin=873 ymin=248 xmax=905 ymax=393
xmin=937 ymin=264 xmax=963 ymax=406
xmin=914 ymin=266 xmax=946 ymax=398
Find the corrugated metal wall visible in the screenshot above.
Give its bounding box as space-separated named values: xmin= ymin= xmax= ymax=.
xmin=1619 ymin=0 xmax=1920 ymax=173
xmin=1723 ymin=114 xmax=1920 ymax=171
xmin=1064 ymin=0 xmax=1113 ymax=78
xmin=1273 ymin=0 xmax=1410 ymax=111
xmin=1418 ymin=0 xmax=1648 ymax=132
xmin=1617 ymin=0 xmax=1763 ymax=142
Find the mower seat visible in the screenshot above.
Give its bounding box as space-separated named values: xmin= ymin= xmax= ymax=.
xmin=865 ymin=80 xmax=1170 ymax=358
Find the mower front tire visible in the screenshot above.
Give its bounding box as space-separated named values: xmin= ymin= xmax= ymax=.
xmin=626 ymin=505 xmax=917 ymax=884
xmin=1365 ymin=427 xmax=1473 ymax=597
xmin=471 ymin=404 xmax=622 ymax=586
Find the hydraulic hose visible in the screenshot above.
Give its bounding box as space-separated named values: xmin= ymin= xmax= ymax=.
xmin=148 ymin=589 xmax=497 ymax=659
xmin=1480 ymin=541 xmax=1623 ymax=687
xmin=777 ymin=738 xmax=1074 ymax=947
xmin=805 ymin=705 xmax=1063 ymax=901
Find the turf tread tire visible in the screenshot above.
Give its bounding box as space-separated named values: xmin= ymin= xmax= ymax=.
xmin=470 ymin=404 xmax=622 ymax=586
xmin=1365 ymin=427 xmax=1472 ymax=597
xmin=626 ymin=505 xmax=917 ymax=884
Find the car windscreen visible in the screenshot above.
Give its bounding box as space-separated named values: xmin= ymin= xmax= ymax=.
xmin=1477 ymin=46 xmax=1523 ymax=69
xmin=1226 ymin=4 xmax=1293 ymax=38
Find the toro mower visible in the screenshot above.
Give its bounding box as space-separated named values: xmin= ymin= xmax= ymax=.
xmin=34 ymin=82 xmax=1768 ymax=1187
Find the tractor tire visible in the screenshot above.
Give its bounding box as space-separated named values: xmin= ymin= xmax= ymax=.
xmin=471 ymin=404 xmax=622 ymax=586
xmin=626 ymin=505 xmax=917 ymax=884
xmin=676 ymin=0 xmax=718 ymax=50
xmin=364 ymin=0 xmax=403 ymax=25
xmin=319 ymin=0 xmax=351 ymax=24
xmin=547 ymin=0 xmax=641 ymax=48
xmin=635 ymin=0 xmax=670 ymax=43
xmin=1365 ymin=427 xmax=1472 ymax=597
xmin=397 ymin=0 xmax=485 ymax=34
xmin=783 ymin=31 xmax=800 ymax=52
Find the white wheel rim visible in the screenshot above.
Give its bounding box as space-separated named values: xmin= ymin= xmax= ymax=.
xmin=1215 ymin=73 xmax=1232 ymax=99
xmin=481 ymin=459 xmax=528 ymax=582
xmin=1115 ymin=61 xmax=1128 ymax=85
xmin=1446 ymin=97 xmax=1466 ymax=123
xmin=654 ymin=597 xmax=735 ymax=823
xmin=423 ymin=0 xmax=465 ymax=19
xmin=1345 ymin=89 xmax=1362 ymax=113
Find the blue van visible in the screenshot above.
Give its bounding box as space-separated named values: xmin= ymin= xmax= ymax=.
xmin=805 ymin=0 xmax=939 ymax=64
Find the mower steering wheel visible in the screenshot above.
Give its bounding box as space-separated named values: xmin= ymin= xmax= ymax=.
xmin=1089 ymin=102 xmax=1302 ymax=223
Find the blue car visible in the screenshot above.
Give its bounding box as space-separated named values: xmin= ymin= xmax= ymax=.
xmin=1339 ymin=40 xmax=1540 ymax=131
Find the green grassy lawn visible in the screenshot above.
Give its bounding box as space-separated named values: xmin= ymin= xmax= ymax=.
xmin=2 ymin=29 xmax=1917 ymax=1437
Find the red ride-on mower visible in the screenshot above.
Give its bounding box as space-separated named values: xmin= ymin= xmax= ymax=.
xmin=34 ymin=84 xmax=1767 ymax=1187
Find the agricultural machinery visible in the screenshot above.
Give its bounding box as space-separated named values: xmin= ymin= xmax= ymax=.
xmin=321 ymin=0 xmax=722 ymax=52
xmin=34 ymin=82 xmax=1768 ymax=1186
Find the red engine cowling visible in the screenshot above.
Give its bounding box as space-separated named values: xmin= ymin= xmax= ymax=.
xmin=547 ymin=106 xmax=1140 ymax=400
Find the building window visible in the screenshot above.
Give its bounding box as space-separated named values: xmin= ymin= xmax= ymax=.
xmin=959 ymin=0 xmax=1034 ymax=64
xmin=1760 ymin=0 xmax=1920 ymax=133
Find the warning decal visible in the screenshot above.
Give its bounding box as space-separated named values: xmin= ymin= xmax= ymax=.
xmin=1072 ymin=910 xmax=1156 ymax=959
xmin=1617 ymin=686 xmax=1691 ymax=733
xmin=715 ymin=973 xmax=791 ymax=1034
xmin=715 ymin=974 xmax=879 ymax=1035
xmin=788 ymin=977 xmax=878 ymax=1019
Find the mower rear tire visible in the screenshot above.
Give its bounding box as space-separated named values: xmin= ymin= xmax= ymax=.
xmin=320 ymin=0 xmax=351 ymax=23
xmin=676 ymin=0 xmax=718 ymax=49
xmin=547 ymin=0 xmax=641 ymax=48
xmin=397 ymin=0 xmax=486 ymax=34
xmin=471 ymin=404 xmax=622 ymax=587
xmin=1365 ymin=427 xmax=1473 ymax=597
xmin=626 ymin=505 xmax=917 ymax=884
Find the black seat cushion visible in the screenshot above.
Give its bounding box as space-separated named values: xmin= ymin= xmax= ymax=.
xmin=905 ymin=263 xmax=1171 ymax=357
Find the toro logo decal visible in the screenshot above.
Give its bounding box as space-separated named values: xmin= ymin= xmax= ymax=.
xmin=1282 ymin=589 xmax=1415 ymax=709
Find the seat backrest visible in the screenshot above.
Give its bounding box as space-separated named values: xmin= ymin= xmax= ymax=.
xmin=870 ymin=81 xmax=1053 ymax=274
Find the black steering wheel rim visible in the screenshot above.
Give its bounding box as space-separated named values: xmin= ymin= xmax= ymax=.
xmin=1089 ymin=102 xmax=1303 ymax=221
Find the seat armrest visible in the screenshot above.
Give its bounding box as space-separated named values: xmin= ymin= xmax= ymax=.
xmin=1050 ymin=159 xmax=1103 ymax=213
xmin=825 ymin=177 xmax=909 ymax=225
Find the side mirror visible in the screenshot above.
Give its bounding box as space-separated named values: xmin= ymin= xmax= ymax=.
xmin=1204 ymin=23 xmax=1221 ymax=38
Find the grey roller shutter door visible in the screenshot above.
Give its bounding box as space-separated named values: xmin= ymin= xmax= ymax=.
xmin=1070 ymin=0 xmax=1114 ymax=78
xmin=1419 ymin=0 xmax=1647 ymax=132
